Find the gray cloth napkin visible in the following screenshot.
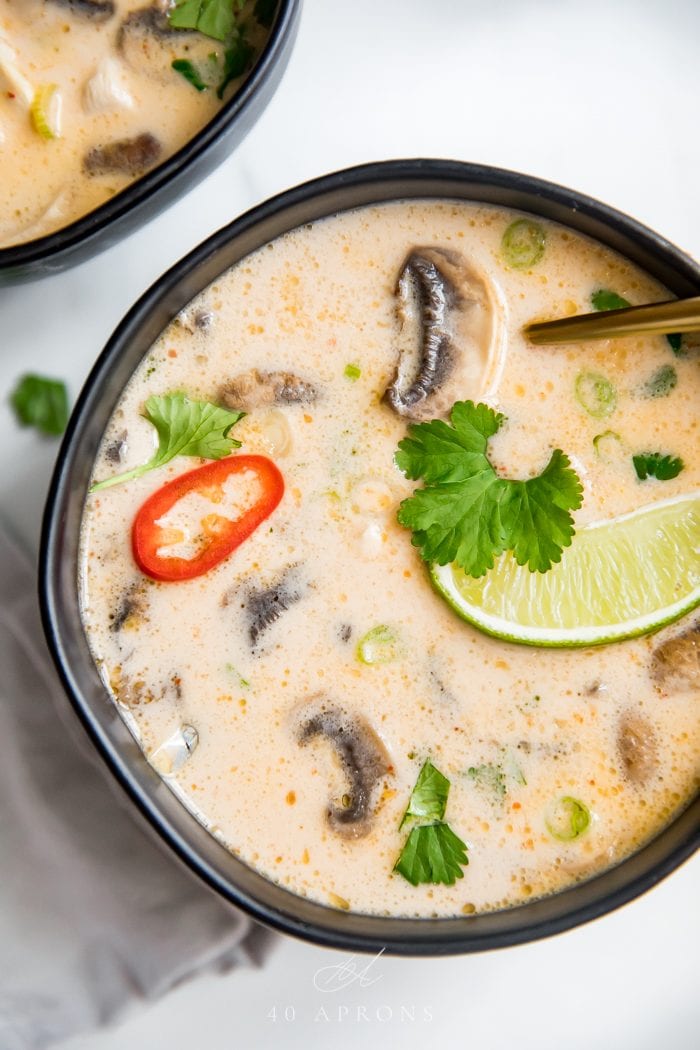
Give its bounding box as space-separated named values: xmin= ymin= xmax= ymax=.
xmin=0 ymin=524 xmax=274 ymax=1050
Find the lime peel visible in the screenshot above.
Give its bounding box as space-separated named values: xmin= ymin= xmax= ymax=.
xmin=430 ymin=493 xmax=700 ymax=648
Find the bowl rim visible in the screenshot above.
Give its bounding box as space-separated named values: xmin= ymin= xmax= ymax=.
xmin=40 ymin=158 xmax=700 ymax=956
xmin=0 ymin=0 xmax=300 ymax=270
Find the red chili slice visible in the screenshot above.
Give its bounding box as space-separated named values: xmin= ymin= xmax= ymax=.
xmin=132 ymin=455 xmax=284 ymax=582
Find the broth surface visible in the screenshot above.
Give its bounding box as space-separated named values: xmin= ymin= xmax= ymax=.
xmin=79 ymin=200 xmax=700 ymax=917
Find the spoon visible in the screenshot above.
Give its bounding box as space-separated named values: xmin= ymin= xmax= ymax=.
xmin=524 ymin=295 xmax=700 ymax=345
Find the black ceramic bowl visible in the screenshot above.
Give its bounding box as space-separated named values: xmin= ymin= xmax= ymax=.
xmin=0 ymin=0 xmax=301 ymax=285
xmin=40 ymin=160 xmax=699 ymax=955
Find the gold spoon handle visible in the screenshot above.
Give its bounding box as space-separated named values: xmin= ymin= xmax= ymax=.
xmin=524 ymin=295 xmax=700 ymax=345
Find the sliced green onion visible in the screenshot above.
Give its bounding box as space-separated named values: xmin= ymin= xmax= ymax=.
xmin=30 ymin=83 xmax=61 ymax=140
xmin=545 ymin=796 xmax=590 ymax=841
xmin=500 ymin=219 xmax=546 ymax=270
xmin=667 ymin=333 xmax=683 ymax=354
xmin=591 ymin=288 xmax=630 ymax=312
xmin=356 ymin=624 xmax=402 ymax=666
xmin=224 ymin=663 xmax=250 ymax=687
xmin=172 ymin=59 xmax=208 ymax=92
xmin=642 ymin=364 xmax=677 ymax=399
xmin=575 ymin=371 xmax=617 ymax=419
xmin=344 ymin=363 xmax=361 ymax=381
xmin=592 ymin=429 xmax=622 ymax=461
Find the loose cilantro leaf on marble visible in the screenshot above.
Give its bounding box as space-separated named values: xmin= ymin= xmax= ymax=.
xmin=633 ymin=452 xmax=684 ymax=481
xmin=90 ymin=393 xmax=244 ymax=493
xmin=10 ymin=374 xmax=68 ymax=436
xmin=395 ymin=401 xmax=583 ymax=577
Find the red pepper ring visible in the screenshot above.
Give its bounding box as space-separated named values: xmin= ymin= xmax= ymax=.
xmin=132 ymin=455 xmax=284 ymax=582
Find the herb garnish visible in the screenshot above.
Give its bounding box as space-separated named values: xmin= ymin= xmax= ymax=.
xmin=642 ymin=364 xmax=677 ymax=399
xmin=633 ymin=452 xmax=684 ymax=481
xmin=394 ymin=761 xmax=468 ymax=886
xmin=10 ymin=374 xmax=68 ymax=436
xmin=168 ymin=0 xmax=242 ymax=41
xmin=467 ymin=763 xmax=506 ymax=800
xmin=591 ymin=288 xmax=630 ymax=312
xmin=216 ymin=38 xmax=254 ymax=98
xmin=172 ymin=59 xmax=209 ymax=91
xmin=90 ymin=392 xmax=244 ymax=493
xmin=592 ymin=290 xmax=681 ymax=353
xmin=395 ymin=401 xmax=583 ymax=578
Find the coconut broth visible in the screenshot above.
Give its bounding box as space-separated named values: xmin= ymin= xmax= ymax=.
xmin=0 ymin=0 xmax=271 ymax=247
xmin=79 ymin=200 xmax=700 ymax=917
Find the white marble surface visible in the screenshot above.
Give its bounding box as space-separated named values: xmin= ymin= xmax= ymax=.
xmin=1 ymin=0 xmax=698 ymax=1046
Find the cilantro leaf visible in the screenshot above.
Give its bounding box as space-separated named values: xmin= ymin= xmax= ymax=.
xmin=217 ymin=38 xmax=254 ymax=98
xmin=172 ymin=59 xmax=208 ymax=91
xmin=396 ymin=401 xmax=583 ymax=577
xmin=169 ymin=0 xmax=241 ymax=41
xmin=642 ymin=364 xmax=677 ymax=399
xmin=394 ymin=761 xmax=468 ymax=886
xmin=592 ymin=292 xmax=682 ymax=354
xmin=394 ymin=823 xmax=469 ymax=886
xmin=399 ymin=760 xmax=449 ymax=828
xmin=591 ymin=288 xmax=630 ymax=312
xmin=632 ymin=452 xmax=684 ymax=481
xmin=10 ymin=374 xmax=68 ymax=436
xmin=90 ymin=393 xmax=244 ymax=493
xmin=467 ymin=763 xmax=506 ymax=799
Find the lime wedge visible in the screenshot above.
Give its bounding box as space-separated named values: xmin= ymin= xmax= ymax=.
xmin=430 ymin=493 xmax=700 ymax=647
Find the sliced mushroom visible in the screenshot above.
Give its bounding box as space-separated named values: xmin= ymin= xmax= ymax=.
xmin=226 ymin=569 xmax=303 ymax=648
xmin=651 ymin=622 xmax=700 ymax=692
xmin=118 ymin=7 xmax=215 ymax=83
xmin=84 ymin=132 xmax=162 ymax=177
xmin=219 ymin=369 xmax=318 ymax=411
xmin=383 ymin=247 xmax=502 ymax=420
xmin=617 ymin=711 xmax=658 ymax=785
xmin=47 ymin=0 xmax=115 ymax=21
xmin=110 ymin=580 xmax=148 ymax=633
xmin=297 ymin=701 xmax=392 ymax=838
xmin=104 ymin=429 xmax=128 ymax=465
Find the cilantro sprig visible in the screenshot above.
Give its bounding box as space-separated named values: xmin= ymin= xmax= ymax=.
xmin=395 ymin=401 xmax=583 ymax=578
xmin=633 ymin=451 xmax=684 ymax=481
xmin=394 ymin=761 xmax=468 ymax=886
xmin=168 ymin=0 xmax=243 ymax=41
xmin=90 ymin=393 xmax=244 ymax=493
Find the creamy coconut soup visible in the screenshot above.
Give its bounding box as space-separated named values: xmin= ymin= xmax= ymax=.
xmin=0 ymin=0 xmax=274 ymax=247
xmin=79 ymin=201 xmax=700 ymax=917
